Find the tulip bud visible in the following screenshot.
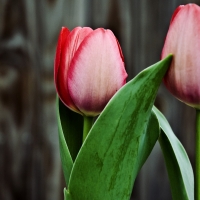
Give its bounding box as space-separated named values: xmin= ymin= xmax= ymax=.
xmin=162 ymin=4 xmax=200 ymax=109
xmin=54 ymin=27 xmax=127 ymax=116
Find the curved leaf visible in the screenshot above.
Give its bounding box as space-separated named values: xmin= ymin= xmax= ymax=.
xmin=153 ymin=106 xmax=194 ymax=200
xmin=65 ymin=55 xmax=172 ymax=200
xmin=57 ymin=97 xmax=83 ymax=185
xmin=64 ymin=111 xmax=159 ymax=200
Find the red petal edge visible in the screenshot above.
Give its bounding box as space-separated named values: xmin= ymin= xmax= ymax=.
xmin=170 ymin=5 xmax=184 ymax=24
xmin=55 ymin=27 xmax=83 ymax=114
xmin=54 ymin=27 xmax=70 ymax=89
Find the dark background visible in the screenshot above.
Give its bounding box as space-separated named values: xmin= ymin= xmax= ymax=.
xmin=0 ymin=0 xmax=198 ymax=199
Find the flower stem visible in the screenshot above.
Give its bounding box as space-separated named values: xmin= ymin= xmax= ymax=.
xmin=196 ymin=109 xmax=200 ymax=200
xmin=83 ymin=116 xmax=94 ymax=143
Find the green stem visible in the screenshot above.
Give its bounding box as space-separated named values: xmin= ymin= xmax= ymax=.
xmin=196 ymin=109 xmax=200 ymax=200
xmin=83 ymin=116 xmax=94 ymax=143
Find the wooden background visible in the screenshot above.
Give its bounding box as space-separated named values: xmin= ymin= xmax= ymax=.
xmin=0 ymin=0 xmax=199 ymax=199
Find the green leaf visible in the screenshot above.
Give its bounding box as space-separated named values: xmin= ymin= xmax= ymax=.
xmin=153 ymin=106 xmax=194 ymax=200
xmin=57 ymin=97 xmax=83 ymax=185
xmin=65 ymin=55 xmax=172 ymax=200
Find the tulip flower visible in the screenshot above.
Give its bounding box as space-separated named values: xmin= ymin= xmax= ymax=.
xmin=161 ymin=4 xmax=200 ymax=109
xmin=54 ymin=27 xmax=127 ymax=117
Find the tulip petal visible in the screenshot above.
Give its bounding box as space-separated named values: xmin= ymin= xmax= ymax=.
xmin=62 ymin=27 xmax=93 ymax=75
xmin=54 ymin=27 xmax=70 ymax=88
xmin=162 ymin=4 xmax=200 ymax=108
xmin=68 ymin=28 xmax=127 ymax=116
xmin=56 ymin=27 xmax=93 ymax=114
xmin=115 ymin=38 xmax=125 ymax=62
xmin=170 ymin=5 xmax=184 ymax=24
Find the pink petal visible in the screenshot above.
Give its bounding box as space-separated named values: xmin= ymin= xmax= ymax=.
xmin=56 ymin=27 xmax=93 ymax=114
xmin=68 ymin=28 xmax=127 ymax=116
xmin=115 ymin=38 xmax=124 ymax=62
xmin=170 ymin=5 xmax=184 ymax=25
xmin=62 ymin=27 xmax=93 ymax=76
xmin=162 ymin=4 xmax=200 ymax=106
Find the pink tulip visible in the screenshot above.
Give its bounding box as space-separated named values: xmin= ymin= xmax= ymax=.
xmin=54 ymin=27 xmax=127 ymax=116
xmin=162 ymin=4 xmax=200 ymax=109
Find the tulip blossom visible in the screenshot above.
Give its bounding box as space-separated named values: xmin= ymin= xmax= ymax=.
xmin=161 ymin=4 xmax=200 ymax=109
xmin=54 ymin=27 xmax=127 ymax=116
